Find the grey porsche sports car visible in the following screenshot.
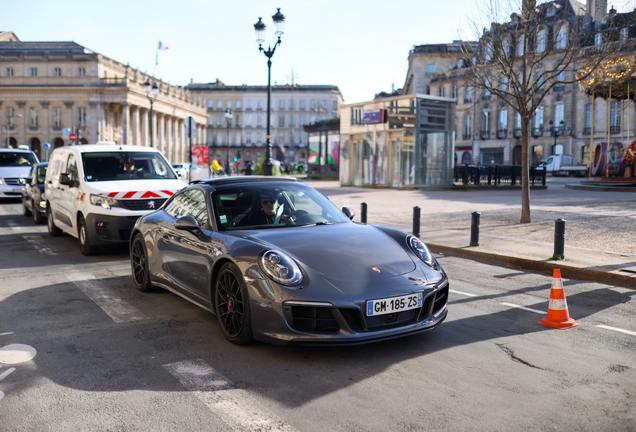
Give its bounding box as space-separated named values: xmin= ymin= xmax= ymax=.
xmin=129 ymin=176 xmax=449 ymax=346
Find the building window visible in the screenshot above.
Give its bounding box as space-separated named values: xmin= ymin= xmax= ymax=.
xmin=426 ymin=64 xmax=436 ymax=76
xmin=256 ymin=133 xmax=262 ymax=144
xmin=246 ymin=133 xmax=252 ymax=144
xmin=278 ymin=115 xmax=285 ymax=126
xmin=310 ymin=100 xmax=316 ymax=109
xmin=481 ymin=110 xmax=490 ymax=137
xmin=216 ymin=115 xmax=223 ymax=127
xmin=300 ymin=100 xmax=306 ymax=110
xmin=30 ymin=108 xmax=38 ymax=127
xmin=235 ymin=114 xmax=241 ymax=126
xmin=256 ymin=115 xmax=262 ymax=126
xmin=502 ymin=39 xmax=510 ymax=57
xmin=320 ymin=115 xmax=326 ymax=121
xmin=289 ymin=115 xmax=295 ymax=126
xmin=610 ymin=101 xmax=621 ymax=132
xmin=300 ymin=115 xmax=306 ymax=125
xmin=227 ymin=100 xmax=232 ymax=110
xmin=208 ymin=100 xmax=214 ymax=109
xmin=245 ymin=114 xmax=252 ymax=126
xmin=53 ymin=108 xmax=62 ymax=127
xmin=235 ymin=132 xmax=241 ymax=144
xmin=426 ymin=85 xmax=430 ymax=95
xmin=310 ymin=115 xmax=316 ymax=124
xmin=257 ymin=100 xmax=263 ymax=110
xmin=6 ymin=67 xmax=13 ymax=77
xmin=246 ymin=100 xmax=252 ymax=110
xmin=289 ymin=100 xmax=294 ymax=109
xmin=557 ymin=26 xmax=568 ymax=49
xmin=30 ymin=67 xmax=37 ymax=77
xmin=484 ymin=42 xmax=493 ymax=62
xmin=536 ymin=71 xmax=545 ymax=91
xmin=584 ymin=103 xmax=593 ymax=134
xmin=54 ymin=67 xmax=62 ymax=77
xmin=621 ymin=28 xmax=629 ymax=40
xmin=463 ymin=114 xmax=471 ymax=139
xmin=236 ymin=100 xmax=242 ymax=110
xmin=554 ymin=103 xmax=564 ymax=127
xmin=483 ymin=79 xmax=491 ymax=99
xmin=113 ymin=112 xmax=119 ymax=129
xmin=465 ymin=83 xmax=473 ymax=102
xmin=279 ymin=100 xmax=285 ymax=109
xmin=216 ymin=132 xmax=223 ymax=144
xmin=6 ymin=107 xmax=14 ymax=127
xmin=517 ymin=35 xmax=525 ymax=57
xmin=207 ymin=116 xmax=214 ymax=126
xmin=595 ymin=33 xmax=603 ymax=46
xmin=217 ymin=100 xmax=223 ymax=110
xmin=439 ymin=87 xmax=445 ymax=97
xmin=452 ymin=85 xmax=458 ymax=99
xmin=78 ymin=67 xmax=86 ymax=76
xmin=534 ymin=106 xmax=544 ymax=130
xmin=320 ymin=100 xmax=327 ymax=110
xmin=332 ymin=100 xmax=338 ymax=110
xmin=537 ymin=29 xmax=546 ymax=53
xmin=499 ymin=110 xmax=508 ymax=130
xmin=500 ymin=76 xmax=508 ymax=91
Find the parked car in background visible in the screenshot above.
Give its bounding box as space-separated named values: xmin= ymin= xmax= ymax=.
xmin=0 ymin=148 xmax=39 ymax=198
xmin=171 ymin=163 xmax=191 ymax=182
xmin=45 ymin=142 xmax=187 ymax=255
xmin=129 ymin=176 xmax=449 ymax=346
xmin=22 ymin=162 xmax=49 ymax=224
xmin=537 ymin=155 xmax=588 ymax=177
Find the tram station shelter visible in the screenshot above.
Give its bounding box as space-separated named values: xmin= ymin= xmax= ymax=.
xmin=340 ymin=94 xmax=456 ymax=188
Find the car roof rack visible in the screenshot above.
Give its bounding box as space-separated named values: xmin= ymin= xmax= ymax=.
xmin=191 ymin=176 xmax=298 ymax=186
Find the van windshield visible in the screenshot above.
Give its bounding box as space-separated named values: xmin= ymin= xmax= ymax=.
xmin=0 ymin=151 xmax=37 ymax=167
xmin=81 ymin=152 xmax=178 ymax=182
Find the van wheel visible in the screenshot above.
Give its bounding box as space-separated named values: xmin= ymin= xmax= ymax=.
xmin=47 ymin=205 xmax=63 ymax=237
xmin=78 ymin=215 xmax=98 ymax=256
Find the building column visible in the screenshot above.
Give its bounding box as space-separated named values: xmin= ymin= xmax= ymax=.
xmin=63 ymin=101 xmax=74 ymax=145
xmin=122 ymin=102 xmax=130 ymax=144
xmin=157 ymin=113 xmax=165 ymax=154
xmin=151 ymin=109 xmax=157 ymax=149
xmin=180 ymin=119 xmax=186 ymax=163
xmin=141 ymin=108 xmax=148 ymax=146
xmin=88 ymin=101 xmax=99 ymax=143
xmin=132 ymin=106 xmax=140 ymax=146
xmin=39 ymin=101 xmax=50 ymax=149
xmin=166 ymin=115 xmax=173 ymax=162
xmin=172 ymin=118 xmax=179 ymax=163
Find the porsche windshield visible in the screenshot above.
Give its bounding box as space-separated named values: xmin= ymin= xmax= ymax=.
xmin=81 ymin=152 xmax=177 ymax=182
xmin=212 ymin=183 xmax=351 ymax=230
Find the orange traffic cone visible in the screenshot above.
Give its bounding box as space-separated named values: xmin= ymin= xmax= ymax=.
xmin=538 ymin=269 xmax=580 ymax=329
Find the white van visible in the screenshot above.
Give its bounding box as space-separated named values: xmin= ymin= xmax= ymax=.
xmin=45 ymin=143 xmax=187 ymax=255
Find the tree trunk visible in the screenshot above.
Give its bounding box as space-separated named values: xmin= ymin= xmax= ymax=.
xmin=520 ymin=119 xmax=531 ymax=223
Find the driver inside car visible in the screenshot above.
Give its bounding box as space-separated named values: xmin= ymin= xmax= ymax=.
xmin=249 ymin=191 xmax=289 ymax=225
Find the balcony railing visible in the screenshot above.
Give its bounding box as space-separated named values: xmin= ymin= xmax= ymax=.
xmin=462 ymin=133 xmax=472 ymax=140
xmin=480 ymin=130 xmax=491 ymax=140
xmin=532 ymin=127 xmax=544 ymax=137
xmin=513 ymin=128 xmax=522 ymax=138
xmin=610 ymin=125 xmax=621 ymax=134
xmin=554 ymin=84 xmax=565 ymax=92
xmin=583 ymin=127 xmax=592 ymax=135
xmin=497 ymin=129 xmax=507 ymax=139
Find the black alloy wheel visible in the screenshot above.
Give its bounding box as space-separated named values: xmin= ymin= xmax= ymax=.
xmin=47 ymin=205 xmax=63 ymax=237
xmin=131 ymin=234 xmax=153 ymax=292
xmin=33 ymin=202 xmax=45 ymax=224
xmin=214 ymin=263 xmax=253 ymax=345
xmin=78 ymin=215 xmax=98 ymax=256
xmin=22 ymin=198 xmax=31 ymax=216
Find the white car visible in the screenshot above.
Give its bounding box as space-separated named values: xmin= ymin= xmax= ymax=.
xmin=45 ymin=143 xmax=187 ymax=255
xmin=0 ymin=148 xmax=39 ymax=198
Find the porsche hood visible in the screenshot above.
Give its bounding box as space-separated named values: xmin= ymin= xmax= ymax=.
xmin=240 ymin=223 xmax=417 ymax=281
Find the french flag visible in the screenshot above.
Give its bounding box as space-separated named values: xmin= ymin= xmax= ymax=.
xmin=158 ymin=41 xmax=169 ymax=50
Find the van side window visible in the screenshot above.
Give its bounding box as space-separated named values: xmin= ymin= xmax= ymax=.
xmin=66 ymin=154 xmax=79 ymax=183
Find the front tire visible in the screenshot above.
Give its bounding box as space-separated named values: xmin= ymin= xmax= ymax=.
xmin=214 ymin=263 xmax=254 ymax=345
xmin=78 ymin=215 xmax=98 ymax=256
xmin=130 ymin=233 xmax=153 ymax=292
xmin=47 ymin=205 xmax=63 ymax=237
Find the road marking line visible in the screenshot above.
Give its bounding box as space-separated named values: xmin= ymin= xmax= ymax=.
xmin=66 ymin=271 xmax=145 ymax=323
xmin=164 ymin=359 xmax=298 ymax=432
xmin=596 ymin=325 xmax=636 ymax=337
xmin=0 ymin=391 xmax=4 ymax=401
xmin=449 ymin=289 xmax=478 ymax=297
xmin=501 ymin=302 xmax=545 ymax=315
xmin=0 ymin=333 xmax=13 ymax=337
xmin=0 ymin=367 xmax=16 ymax=382
xmin=23 ymin=235 xmax=57 ymax=255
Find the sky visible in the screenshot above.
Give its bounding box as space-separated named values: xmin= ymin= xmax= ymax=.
xmin=3 ymin=0 xmax=636 ymax=103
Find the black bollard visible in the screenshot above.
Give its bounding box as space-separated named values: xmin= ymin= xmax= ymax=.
xmin=361 ymin=202 xmax=367 ymax=224
xmin=553 ymin=219 xmax=566 ymax=260
xmin=470 ymin=212 xmax=481 ymax=246
xmin=412 ymin=206 xmax=421 ymax=238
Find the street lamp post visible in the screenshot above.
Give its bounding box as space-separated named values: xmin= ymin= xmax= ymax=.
xmin=549 ymin=119 xmax=565 ymax=155
xmin=254 ymin=8 xmax=285 ymax=176
xmin=144 ymin=80 xmax=160 ymax=148
xmin=225 ymin=109 xmax=233 ymax=175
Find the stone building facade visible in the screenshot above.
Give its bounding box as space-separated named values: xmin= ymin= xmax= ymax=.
xmin=428 ymin=0 xmax=636 ymax=167
xmin=186 ymin=81 xmax=343 ymax=166
xmin=0 ymin=35 xmax=207 ymax=163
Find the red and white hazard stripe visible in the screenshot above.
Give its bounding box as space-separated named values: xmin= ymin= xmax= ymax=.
xmin=98 ymin=190 xmax=177 ymax=200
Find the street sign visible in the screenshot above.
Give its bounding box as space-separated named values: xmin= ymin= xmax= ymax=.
xmin=42 ymin=142 xmax=50 ymax=151
xmin=62 ymin=128 xmax=70 ymax=138
xmin=69 ymin=133 xmax=77 ymax=141
xmin=185 ymin=116 xmax=195 ymax=139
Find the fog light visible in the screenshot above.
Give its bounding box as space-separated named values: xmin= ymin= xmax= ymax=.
xmin=96 ymin=221 xmax=110 ymax=229
xmin=38 ymin=200 xmax=46 ymax=208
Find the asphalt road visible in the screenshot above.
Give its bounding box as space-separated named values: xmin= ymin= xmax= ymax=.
xmin=0 ymin=199 xmax=635 ymax=432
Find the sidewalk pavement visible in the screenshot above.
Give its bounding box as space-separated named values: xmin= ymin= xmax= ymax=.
xmin=301 ymin=178 xmax=636 ymax=288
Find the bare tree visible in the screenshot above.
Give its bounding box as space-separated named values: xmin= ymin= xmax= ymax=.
xmin=460 ymin=0 xmax=618 ymax=223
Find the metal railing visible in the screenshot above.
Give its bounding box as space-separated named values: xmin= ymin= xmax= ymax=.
xmin=480 ymin=130 xmax=490 ymax=139
xmin=454 ymin=164 xmax=547 ymax=186
xmin=497 ymin=129 xmax=507 ymax=138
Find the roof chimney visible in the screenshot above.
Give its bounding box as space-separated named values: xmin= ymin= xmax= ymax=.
xmin=586 ymin=0 xmax=608 ymax=24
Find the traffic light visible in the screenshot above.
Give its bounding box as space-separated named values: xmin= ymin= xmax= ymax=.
xmin=233 ymin=156 xmax=238 ymax=162
xmin=237 ymin=151 xmax=242 ymax=159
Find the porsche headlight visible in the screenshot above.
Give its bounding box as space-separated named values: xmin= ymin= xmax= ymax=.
xmin=259 ymin=250 xmax=303 ymax=286
xmin=408 ymin=235 xmax=435 ymax=267
xmin=89 ymin=194 xmax=120 ymax=210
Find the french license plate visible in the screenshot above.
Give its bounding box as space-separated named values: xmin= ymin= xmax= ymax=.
xmin=367 ymin=293 xmax=423 ymax=316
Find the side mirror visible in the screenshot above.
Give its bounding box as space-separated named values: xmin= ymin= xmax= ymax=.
xmin=342 ymin=206 xmax=355 ymax=220
xmin=59 ymin=173 xmax=71 ymax=186
xmin=175 ymin=215 xmax=202 ymax=234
